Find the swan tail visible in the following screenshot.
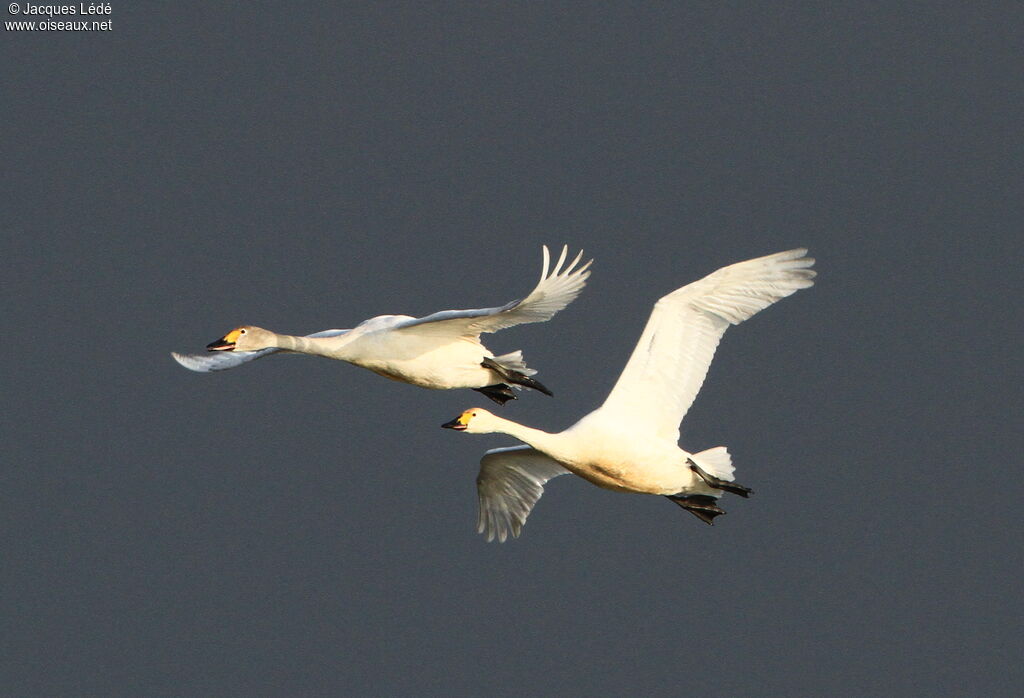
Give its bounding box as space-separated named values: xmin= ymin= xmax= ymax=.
xmin=690 ymin=446 xmax=734 ymax=482
xmin=489 ymin=350 xmax=537 ymax=376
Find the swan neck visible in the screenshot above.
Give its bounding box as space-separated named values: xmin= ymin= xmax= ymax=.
xmin=492 ymin=417 xmax=556 ymax=451
xmin=272 ymin=333 xmax=330 ymax=355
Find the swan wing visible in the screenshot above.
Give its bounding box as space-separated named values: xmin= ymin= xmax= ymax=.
xmin=170 ymin=329 xmax=350 ymax=373
xmin=597 ymin=249 xmax=816 ymax=440
xmin=476 ymin=445 xmax=570 ymax=542
xmin=393 ymin=245 xmax=592 ymax=337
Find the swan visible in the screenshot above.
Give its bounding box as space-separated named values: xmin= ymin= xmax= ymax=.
xmin=171 ymin=245 xmax=591 ymax=403
xmin=441 ymin=248 xmax=816 ymax=541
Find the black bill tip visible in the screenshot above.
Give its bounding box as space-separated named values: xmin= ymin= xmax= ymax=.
xmin=206 ymin=338 xmax=235 ymax=351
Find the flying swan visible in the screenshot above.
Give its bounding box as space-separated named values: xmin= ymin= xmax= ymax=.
xmin=171 ymin=245 xmax=591 ymax=403
xmin=442 ymin=248 xmax=816 ymax=541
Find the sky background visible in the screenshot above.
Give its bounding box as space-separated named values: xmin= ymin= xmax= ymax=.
xmin=3 ymin=2 xmax=1021 ymax=695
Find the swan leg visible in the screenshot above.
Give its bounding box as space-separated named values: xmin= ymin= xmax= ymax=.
xmin=505 ymin=372 xmax=553 ymax=397
xmin=480 ymin=357 xmax=554 ymax=397
xmin=473 ymin=384 xmax=517 ymax=405
xmin=687 ymin=460 xmax=754 ymax=498
xmin=666 ymin=494 xmax=725 ymax=525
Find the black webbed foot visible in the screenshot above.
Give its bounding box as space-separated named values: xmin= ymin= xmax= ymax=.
xmin=666 ymin=494 xmax=725 ymax=525
xmin=473 ymin=384 xmax=517 ymax=405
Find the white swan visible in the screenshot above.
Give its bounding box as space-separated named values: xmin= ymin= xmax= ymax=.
xmin=171 ymin=245 xmax=591 ymax=403
xmin=442 ymin=248 xmax=816 ymax=541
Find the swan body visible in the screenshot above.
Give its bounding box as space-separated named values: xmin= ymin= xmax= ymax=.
xmin=172 ymin=245 xmax=591 ymax=402
xmin=442 ymin=248 xmax=816 ymax=541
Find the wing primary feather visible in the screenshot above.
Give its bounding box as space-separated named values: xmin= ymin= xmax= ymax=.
xmin=476 ymin=446 xmax=569 ymax=542
xmin=391 ymin=244 xmax=592 ymax=337
xmin=597 ymin=248 xmax=816 ymax=440
xmin=551 ymin=244 xmax=569 ymax=277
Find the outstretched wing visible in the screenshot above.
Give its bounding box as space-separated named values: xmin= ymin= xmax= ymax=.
xmin=476 ymin=445 xmax=570 ymax=543
xmin=393 ymin=245 xmax=592 ymax=338
xmin=170 ymin=329 xmax=350 ymax=373
xmin=597 ymin=249 xmax=816 ymax=441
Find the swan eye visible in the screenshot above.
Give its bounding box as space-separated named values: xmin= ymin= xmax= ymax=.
xmin=239 ymin=328 xmax=247 ymax=335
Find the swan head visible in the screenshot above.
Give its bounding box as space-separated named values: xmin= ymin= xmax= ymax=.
xmin=441 ymin=408 xmax=501 ymax=434
xmin=206 ymin=326 xmax=274 ymax=352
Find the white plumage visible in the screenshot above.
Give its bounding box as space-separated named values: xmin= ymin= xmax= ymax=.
xmin=171 ymin=245 xmax=591 ymax=402
xmin=443 ymin=249 xmax=816 ymax=541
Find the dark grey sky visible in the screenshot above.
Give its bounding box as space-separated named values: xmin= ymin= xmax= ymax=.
xmin=3 ymin=2 xmax=1021 ymax=695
